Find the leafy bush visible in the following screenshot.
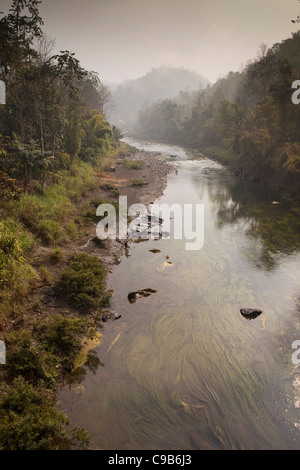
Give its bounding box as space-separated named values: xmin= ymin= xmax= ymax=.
xmin=4 ymin=330 xmax=54 ymax=385
xmin=56 ymin=253 xmax=106 ymax=313
xmin=0 ymin=377 xmax=89 ymax=450
xmin=35 ymin=314 xmax=86 ymax=368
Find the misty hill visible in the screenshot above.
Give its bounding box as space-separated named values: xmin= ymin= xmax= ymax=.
xmin=109 ymin=66 xmax=209 ymax=132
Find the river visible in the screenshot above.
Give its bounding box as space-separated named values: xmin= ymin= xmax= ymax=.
xmin=59 ymin=138 xmax=300 ymax=450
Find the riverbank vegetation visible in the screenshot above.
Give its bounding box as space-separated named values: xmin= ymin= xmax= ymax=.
xmin=133 ymin=34 xmax=300 ymax=199
xmin=0 ymin=0 xmax=127 ymax=449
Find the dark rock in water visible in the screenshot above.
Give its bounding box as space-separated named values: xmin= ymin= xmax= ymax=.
xmin=128 ymin=288 xmax=158 ymax=304
xmin=101 ymin=310 xmax=121 ymax=322
xmin=240 ymin=308 xmax=263 ymax=320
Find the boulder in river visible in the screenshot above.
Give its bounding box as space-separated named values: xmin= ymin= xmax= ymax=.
xmin=101 ymin=310 xmax=121 ymax=322
xmin=240 ymin=308 xmax=263 ymax=320
xmin=128 ymin=288 xmax=158 ymax=304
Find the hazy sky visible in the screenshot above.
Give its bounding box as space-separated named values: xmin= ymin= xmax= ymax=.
xmin=2 ymin=0 xmax=300 ymax=84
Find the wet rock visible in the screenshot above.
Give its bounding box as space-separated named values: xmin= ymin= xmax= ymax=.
xmin=240 ymin=308 xmax=263 ymax=320
xmin=101 ymin=310 xmax=121 ymax=322
xmin=128 ymin=288 xmax=158 ymax=304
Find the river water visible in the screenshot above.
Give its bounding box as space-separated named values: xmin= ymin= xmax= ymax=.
xmin=59 ymin=138 xmax=300 ymax=450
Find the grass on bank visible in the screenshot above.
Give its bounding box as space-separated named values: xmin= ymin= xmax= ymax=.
xmin=56 ymin=253 xmax=107 ymax=313
xmin=123 ymin=159 xmax=144 ymax=170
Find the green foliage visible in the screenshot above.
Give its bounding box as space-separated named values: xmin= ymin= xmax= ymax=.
xmin=36 ymin=219 xmax=64 ymax=245
xmin=36 ymin=314 xmax=84 ymax=353
xmin=56 ymin=253 xmax=106 ymax=313
xmin=34 ymin=313 xmax=88 ymax=370
xmin=0 ymin=376 xmax=89 ymax=450
xmin=79 ymin=110 xmax=113 ymax=163
xmin=8 ymin=184 xmax=74 ymax=245
xmin=0 ymin=219 xmax=36 ymax=311
xmin=54 ymin=151 xmax=71 ymax=170
xmin=123 ymin=159 xmax=144 ymax=170
xmin=112 ymin=125 xmax=123 ymax=143
xmin=134 ymin=32 xmax=300 ymax=197
xmin=2 ymin=135 xmax=53 ymax=190
xmin=136 ymin=99 xmax=182 ymax=143
xmin=130 ymin=179 xmax=148 ymax=187
xmin=0 ymin=170 xmax=22 ymax=199
xmin=4 ymin=329 xmax=54 ymax=384
xmin=44 ymin=246 xmax=65 ymax=264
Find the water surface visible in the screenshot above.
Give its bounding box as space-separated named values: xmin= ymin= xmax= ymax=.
xmin=59 ymin=139 xmax=300 ymax=450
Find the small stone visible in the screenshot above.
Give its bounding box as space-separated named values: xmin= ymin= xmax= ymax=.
xmin=240 ymin=308 xmax=263 ymax=320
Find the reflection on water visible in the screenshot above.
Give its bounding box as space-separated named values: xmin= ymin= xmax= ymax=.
xmin=59 ymin=142 xmax=300 ymax=450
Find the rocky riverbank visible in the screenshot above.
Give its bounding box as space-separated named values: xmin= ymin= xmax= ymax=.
xmin=33 ymin=146 xmax=173 ymax=361
xmin=68 ymin=148 xmax=172 ymax=273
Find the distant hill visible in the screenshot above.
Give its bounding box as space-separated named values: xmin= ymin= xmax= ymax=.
xmin=109 ymin=66 xmax=209 ymax=132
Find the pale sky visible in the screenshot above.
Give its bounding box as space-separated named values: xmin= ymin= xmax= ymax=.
xmin=2 ymin=0 xmax=300 ymax=84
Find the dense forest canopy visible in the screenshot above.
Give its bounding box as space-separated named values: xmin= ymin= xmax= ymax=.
xmin=133 ymin=33 xmax=300 ymax=199
xmin=0 ymin=0 xmax=121 ymax=193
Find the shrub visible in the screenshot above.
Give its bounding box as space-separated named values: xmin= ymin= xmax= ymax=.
xmin=56 ymin=253 xmax=106 ymax=313
xmin=35 ymin=313 xmax=87 ymax=370
xmin=4 ymin=330 xmax=53 ymax=385
xmin=130 ymin=179 xmax=148 ymax=187
xmin=37 ymin=314 xmax=84 ymax=353
xmin=0 ymin=377 xmax=89 ymax=450
xmin=123 ymin=159 xmax=144 ymax=170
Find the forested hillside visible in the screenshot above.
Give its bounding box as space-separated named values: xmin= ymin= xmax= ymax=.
xmin=134 ymin=34 xmax=300 ymax=199
xmin=109 ymin=66 xmax=208 ymax=132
